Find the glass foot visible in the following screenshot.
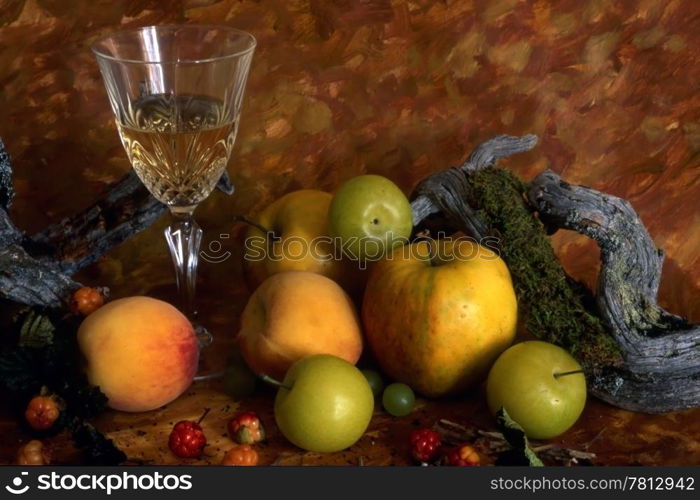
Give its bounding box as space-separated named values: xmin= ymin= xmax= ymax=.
xmin=193 ymin=323 xmax=224 ymax=381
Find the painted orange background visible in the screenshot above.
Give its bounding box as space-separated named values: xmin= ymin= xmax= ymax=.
xmin=0 ymin=0 xmax=698 ymax=324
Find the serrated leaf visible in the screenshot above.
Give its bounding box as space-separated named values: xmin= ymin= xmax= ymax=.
xmin=18 ymin=310 xmax=55 ymax=348
xmin=496 ymin=407 xmax=544 ymax=467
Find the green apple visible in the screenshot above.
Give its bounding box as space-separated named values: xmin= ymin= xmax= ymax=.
xmin=270 ymin=354 xmax=374 ymax=452
xmin=328 ymin=175 xmax=413 ymax=261
xmin=486 ymin=341 xmax=587 ymax=440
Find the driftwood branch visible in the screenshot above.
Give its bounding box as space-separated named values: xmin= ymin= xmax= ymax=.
xmin=0 ymin=138 xmax=232 ymax=308
xmin=527 ymin=171 xmax=700 ymax=411
xmin=411 ymin=135 xmax=700 ymax=413
xmin=1 ymin=139 xmax=78 ymax=307
xmin=411 ymin=134 xmax=538 ymax=233
xmin=28 ymin=171 xmax=166 ymax=275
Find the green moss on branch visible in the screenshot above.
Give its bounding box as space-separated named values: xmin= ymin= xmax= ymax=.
xmin=465 ymin=167 xmax=621 ymax=366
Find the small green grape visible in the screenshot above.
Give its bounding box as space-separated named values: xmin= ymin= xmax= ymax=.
xmin=382 ymin=382 xmax=415 ymax=417
xmin=361 ymin=369 xmax=385 ymax=397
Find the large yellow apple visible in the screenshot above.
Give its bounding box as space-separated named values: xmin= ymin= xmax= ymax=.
xmin=77 ymin=297 xmax=198 ymax=412
xmin=243 ymin=189 xmax=365 ymax=296
xmin=237 ymin=271 xmax=363 ymax=380
xmin=362 ymin=239 xmax=517 ymax=397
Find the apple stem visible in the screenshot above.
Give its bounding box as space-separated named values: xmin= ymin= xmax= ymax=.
xmin=232 ymin=215 xmax=280 ymax=240
xmin=553 ymin=369 xmax=585 ymax=378
xmin=259 ymin=373 xmax=293 ymax=391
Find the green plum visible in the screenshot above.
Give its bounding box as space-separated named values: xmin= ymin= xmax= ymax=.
xmin=271 ymin=354 xmax=374 ymax=453
xmin=328 ymin=175 xmax=413 ymax=261
xmin=486 ymin=341 xmax=587 ymax=440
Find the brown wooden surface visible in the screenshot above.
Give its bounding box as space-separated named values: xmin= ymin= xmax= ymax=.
xmin=1 ymin=0 xmax=700 ymax=465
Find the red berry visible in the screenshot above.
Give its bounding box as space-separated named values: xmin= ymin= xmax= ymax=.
xmin=410 ymin=428 xmax=441 ymax=463
xmin=221 ymin=444 xmax=258 ymax=466
xmin=17 ymin=440 xmax=50 ymax=465
xmin=168 ymin=421 xmax=207 ymax=458
xmin=25 ymin=395 xmax=60 ymax=431
xmin=70 ymin=287 xmax=105 ymax=316
xmin=228 ymin=411 xmax=265 ymax=445
xmin=446 ymin=443 xmax=481 ymax=466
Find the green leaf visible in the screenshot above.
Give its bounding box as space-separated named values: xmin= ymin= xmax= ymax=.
xmin=18 ymin=310 xmax=55 ymax=348
xmin=495 ymin=407 xmax=544 ymax=467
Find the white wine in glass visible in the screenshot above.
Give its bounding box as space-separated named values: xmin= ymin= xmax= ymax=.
xmin=117 ymin=94 xmax=237 ymax=210
xmin=92 ymin=25 xmax=255 ymax=379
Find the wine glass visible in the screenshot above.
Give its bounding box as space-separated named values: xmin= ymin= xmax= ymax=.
xmin=92 ymin=25 xmax=255 ymax=379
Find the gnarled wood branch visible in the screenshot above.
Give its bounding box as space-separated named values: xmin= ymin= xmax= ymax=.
xmin=0 ymin=138 xmax=232 ymax=308
xmin=411 ymin=134 xmax=538 ymax=234
xmin=528 ymin=171 xmax=700 ymax=411
xmin=28 ymin=171 xmax=166 ymax=275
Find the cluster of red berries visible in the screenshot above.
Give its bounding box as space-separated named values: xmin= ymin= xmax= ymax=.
xmin=168 ymin=409 xmax=264 ymax=465
xmin=410 ymin=428 xmax=481 ymax=466
xmin=15 ymin=287 xmax=104 ymax=464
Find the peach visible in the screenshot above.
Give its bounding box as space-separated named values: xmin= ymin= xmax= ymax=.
xmin=237 ymin=271 xmax=363 ymax=379
xmin=77 ymin=296 xmax=198 ymax=412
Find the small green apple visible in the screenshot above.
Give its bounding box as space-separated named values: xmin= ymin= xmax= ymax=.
xmin=486 ymin=341 xmax=587 ymax=440
xmin=328 ymin=175 xmax=413 ymax=261
xmin=269 ymin=354 xmax=374 ymax=452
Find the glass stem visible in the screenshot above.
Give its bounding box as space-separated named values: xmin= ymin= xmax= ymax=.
xmin=164 ymin=209 xmax=211 ymax=347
